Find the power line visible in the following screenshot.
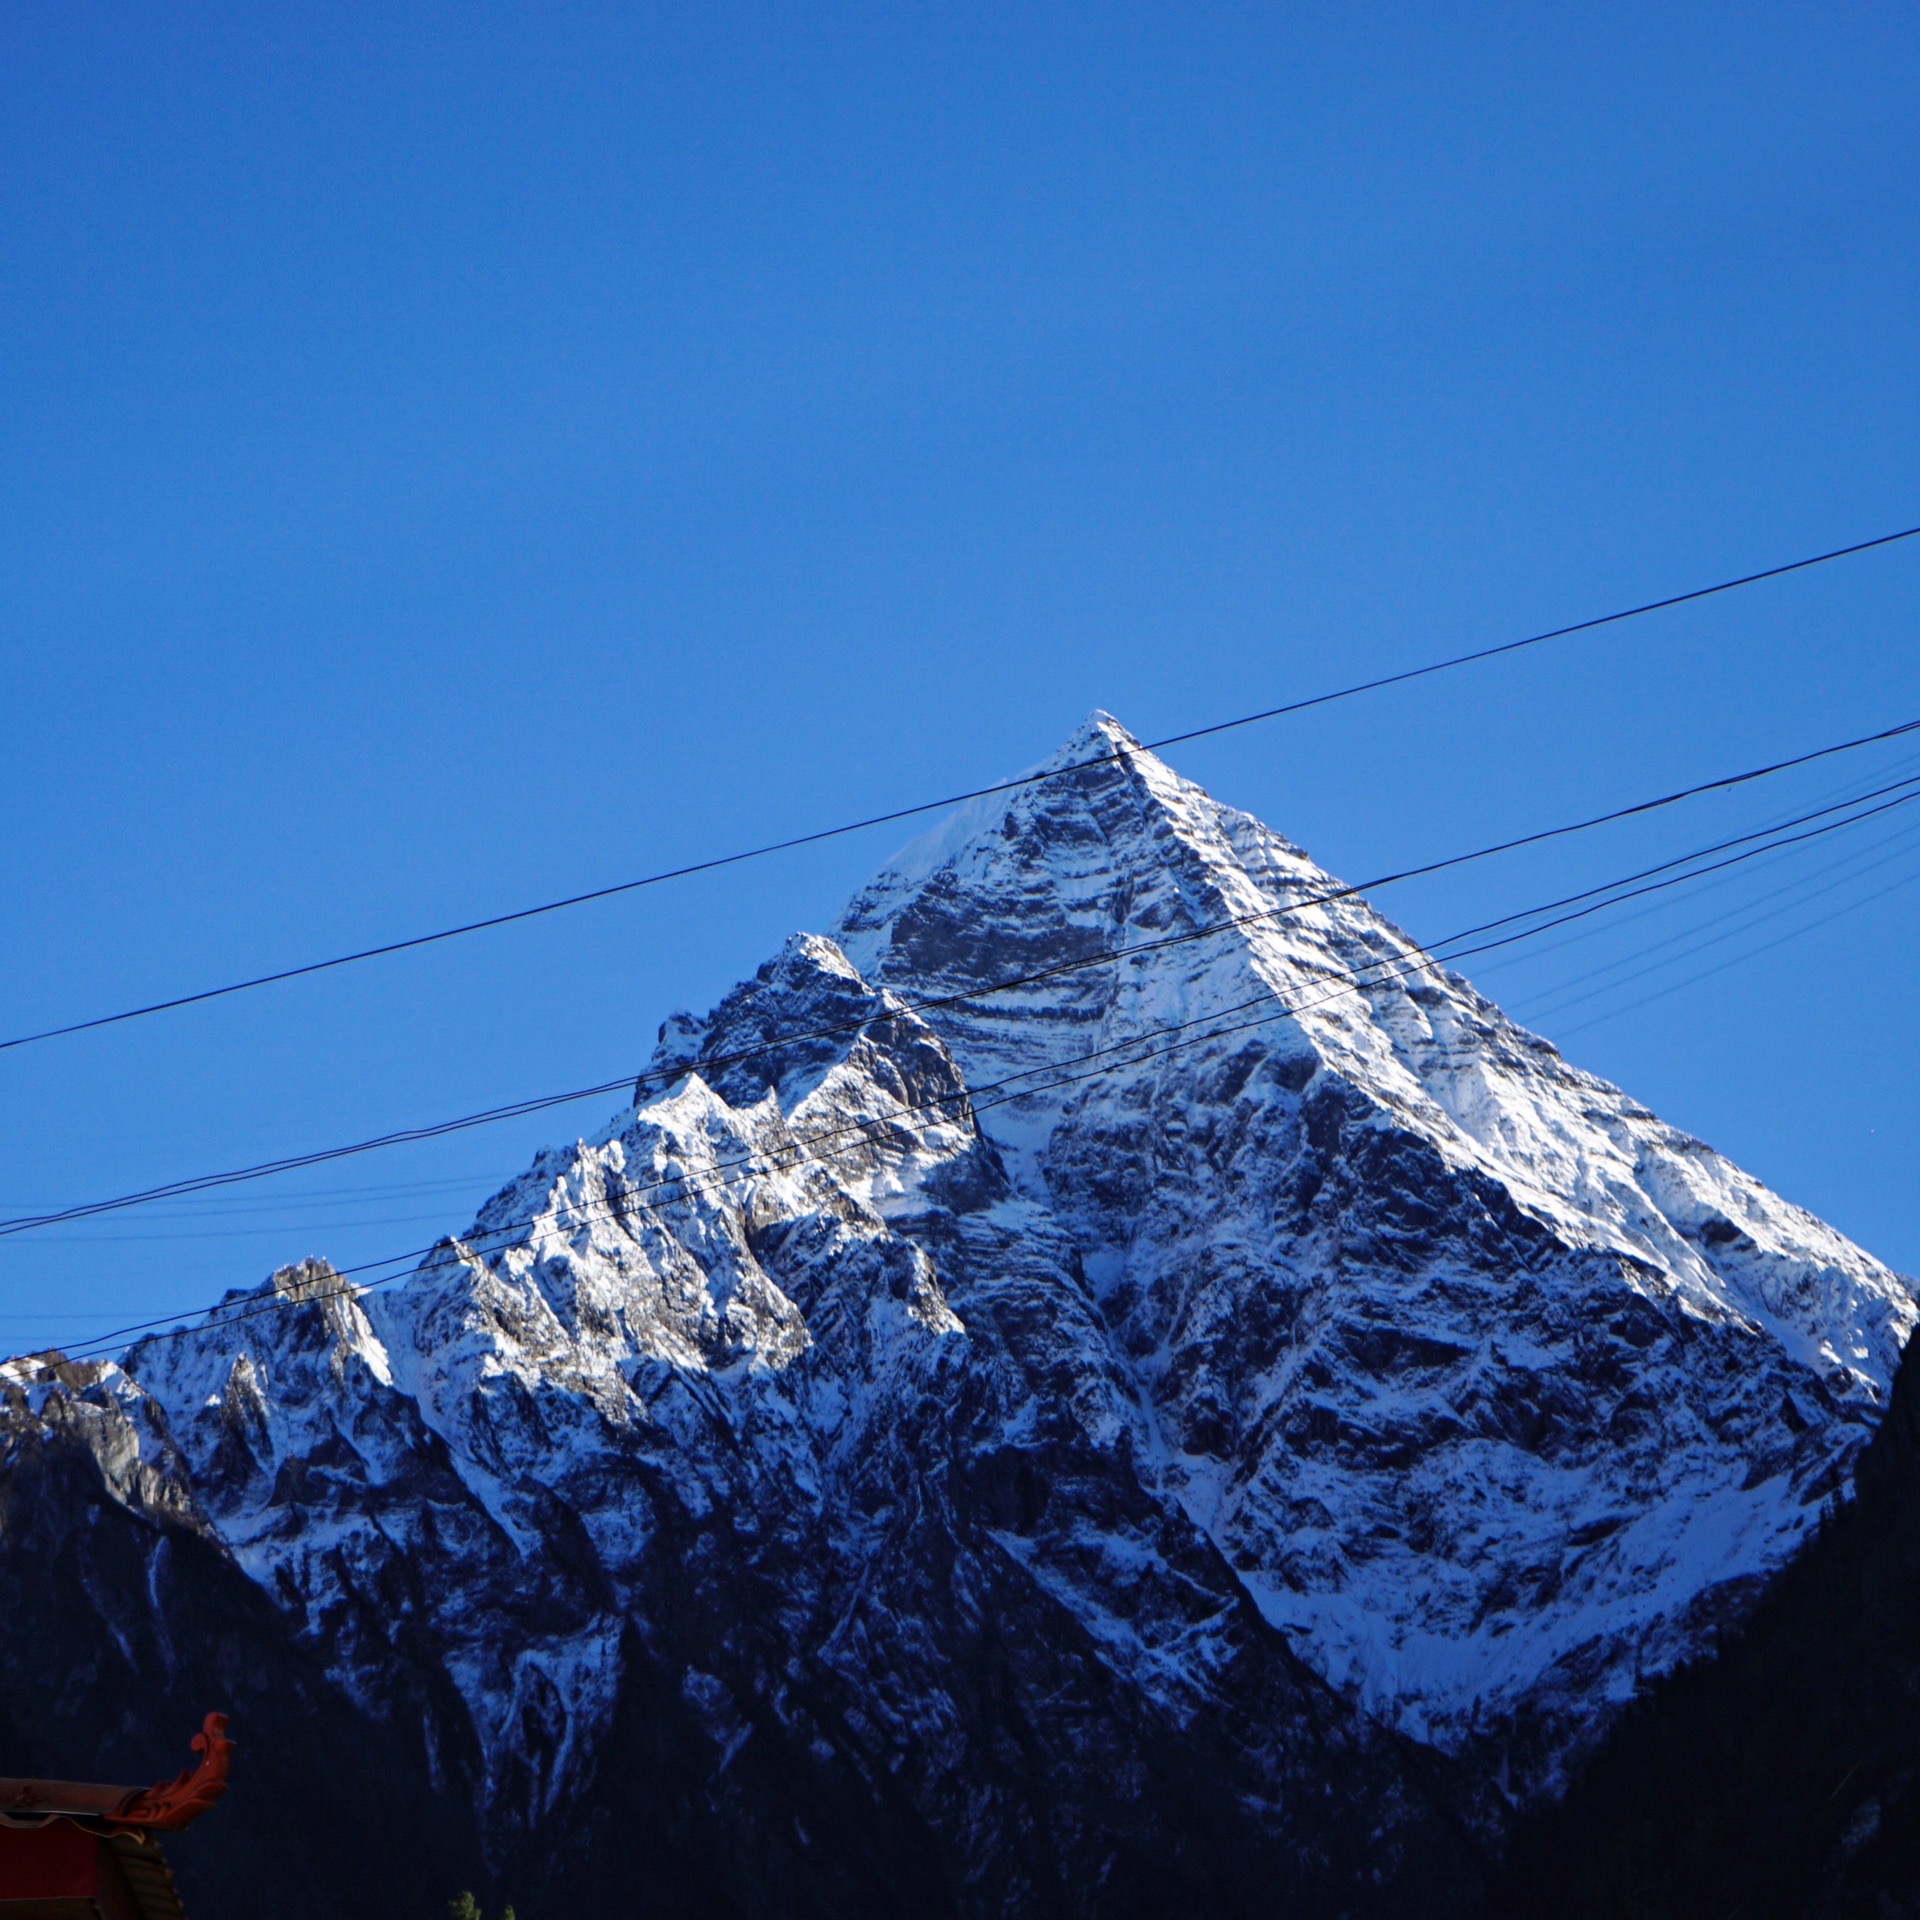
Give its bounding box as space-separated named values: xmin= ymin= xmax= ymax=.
xmin=5 ymin=524 xmax=1916 ymax=1061
xmin=4 ymin=952 xmax=1419 ymax=1364
xmin=1469 ymin=770 xmax=1920 ymax=986
xmin=3 ymin=716 xmax=1915 ymax=1243
xmin=1553 ymin=864 xmax=1920 ymax=1042
xmin=13 ymin=1207 xmax=486 ymax=1248
xmin=21 ymin=740 xmax=1902 ymax=1315
xmin=1472 ymin=742 xmax=1920 ymax=1017
xmin=0 ymin=1170 xmax=519 ymax=1221
xmin=1510 ymin=816 xmax=1920 ymax=1026
xmin=23 ymin=791 xmax=1894 ymax=1367
xmin=1 ymin=895 xmax=1661 ymax=1367
xmin=13 ymin=764 xmax=1920 ymax=1373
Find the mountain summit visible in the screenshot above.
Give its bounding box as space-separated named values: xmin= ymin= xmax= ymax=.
xmin=2 ymin=716 xmax=1911 ymax=1919
xmin=833 ymin=713 xmax=1917 ymax=1775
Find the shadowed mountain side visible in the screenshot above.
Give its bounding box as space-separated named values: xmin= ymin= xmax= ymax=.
xmin=1 ymin=1346 xmax=1495 ymax=1920
xmin=1488 ymin=1328 xmax=1920 ymax=1918
xmin=0 ymin=1362 xmax=488 ymax=1920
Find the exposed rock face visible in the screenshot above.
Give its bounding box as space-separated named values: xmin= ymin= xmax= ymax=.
xmin=0 ymin=714 xmax=1909 ymax=1917
xmin=829 ymin=716 xmax=1917 ymax=1790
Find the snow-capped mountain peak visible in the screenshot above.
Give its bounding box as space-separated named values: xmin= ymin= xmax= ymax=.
xmin=835 ymin=713 xmax=1916 ymax=1766
xmin=8 ymin=714 xmax=1913 ymax=1916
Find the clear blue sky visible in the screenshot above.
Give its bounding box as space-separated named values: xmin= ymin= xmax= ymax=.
xmin=3 ymin=3 xmax=1917 ymax=1351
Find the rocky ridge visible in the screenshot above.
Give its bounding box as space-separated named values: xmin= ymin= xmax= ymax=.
xmin=1 ymin=713 xmax=1911 ymax=1917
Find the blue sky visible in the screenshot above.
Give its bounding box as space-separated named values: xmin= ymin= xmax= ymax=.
xmin=2 ymin=3 xmax=1917 ymax=1349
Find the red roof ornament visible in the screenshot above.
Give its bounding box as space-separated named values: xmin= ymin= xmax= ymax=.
xmin=109 ymin=1715 xmax=233 ymax=1833
xmin=0 ymin=1713 xmax=233 ymax=1920
xmin=0 ymin=1712 xmax=233 ymax=1834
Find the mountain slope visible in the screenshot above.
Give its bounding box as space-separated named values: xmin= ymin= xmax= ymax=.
xmin=832 ymin=713 xmax=1915 ymax=1788
xmin=0 ymin=1356 xmax=487 ymax=1919
xmin=1490 ymin=1323 xmax=1920 ymax=1917
xmin=1 ymin=713 xmax=1910 ymax=1917
xmin=5 ymin=927 xmax=1491 ymax=1918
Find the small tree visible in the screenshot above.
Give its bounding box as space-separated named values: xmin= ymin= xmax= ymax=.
xmin=447 ymin=1895 xmax=513 ymax=1920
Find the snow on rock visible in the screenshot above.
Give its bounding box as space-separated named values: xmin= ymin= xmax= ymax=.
xmin=6 ymin=712 xmax=1910 ymax=1913
xmin=836 ymin=711 xmax=1917 ymax=1786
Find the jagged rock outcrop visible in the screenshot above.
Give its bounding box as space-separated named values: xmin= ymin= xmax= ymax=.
xmin=2 ymin=713 xmax=1910 ymax=1917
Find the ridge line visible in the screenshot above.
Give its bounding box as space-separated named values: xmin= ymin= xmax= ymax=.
xmin=5 ymin=523 xmax=1914 ymax=1058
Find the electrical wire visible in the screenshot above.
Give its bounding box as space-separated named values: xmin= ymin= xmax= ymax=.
xmin=5 ymin=525 xmax=1916 ymax=1061
xmin=13 ymin=772 xmax=1920 ymax=1374
xmin=3 ymin=716 xmax=1916 ymax=1244
xmin=15 ymin=1209 xmax=487 ymax=1247
xmin=1467 ymin=749 xmax=1920 ymax=983
xmin=0 ymin=1171 xmax=521 ymax=1222
xmin=24 ymin=827 xmax=1870 ymax=1361
xmin=1554 ymin=864 xmax=1920 ymax=1042
xmin=4 ymin=937 xmax=1558 ymax=1369
xmin=1511 ymin=818 xmax=1920 ymax=1026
